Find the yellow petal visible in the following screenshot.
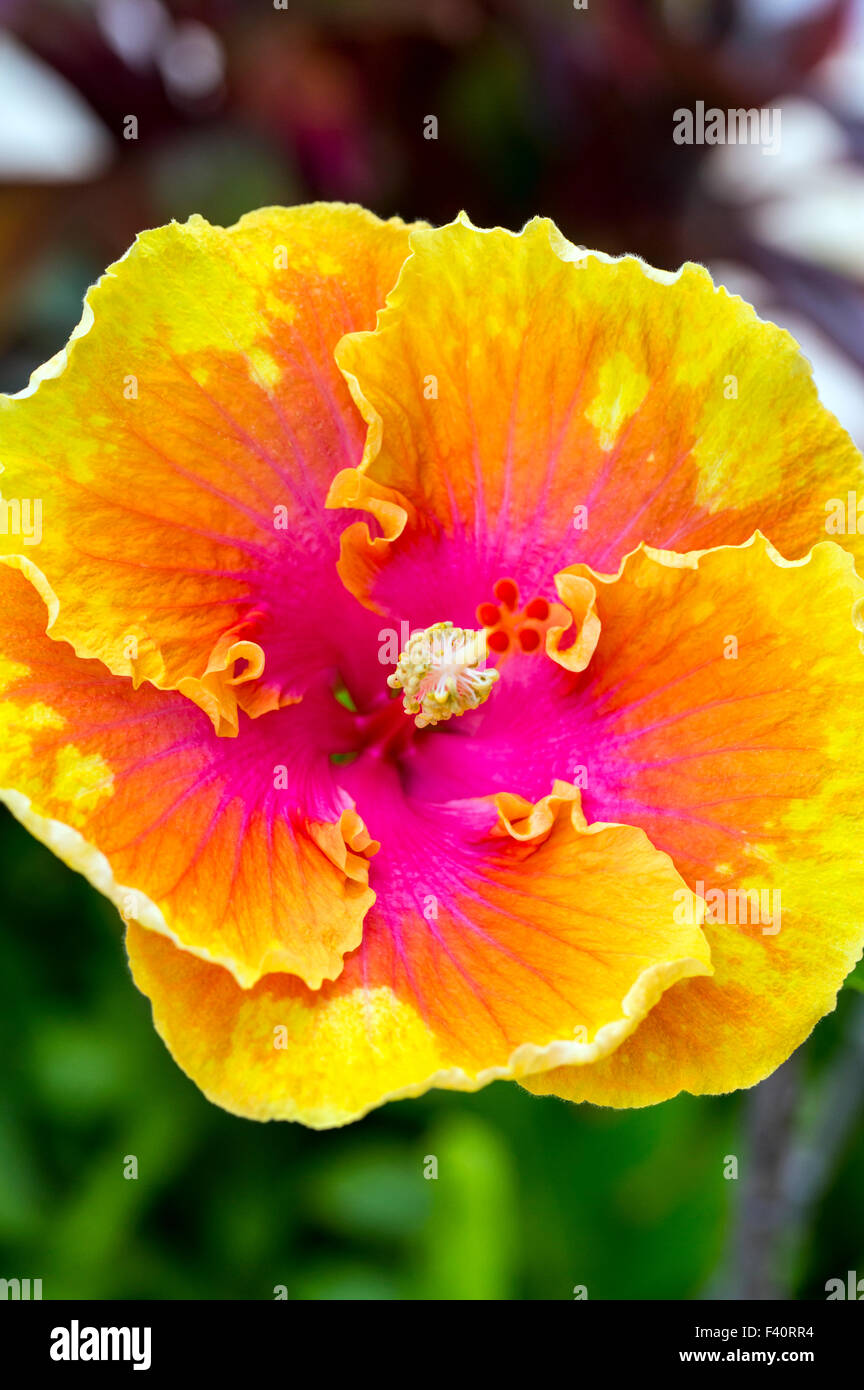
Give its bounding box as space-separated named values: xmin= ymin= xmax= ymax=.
xmin=126 ymin=784 xmax=711 ymax=1127
xmin=0 ymin=204 xmax=419 ymax=732
xmin=524 ymin=534 xmax=864 ymax=1106
xmin=330 ymin=213 xmax=863 ymax=624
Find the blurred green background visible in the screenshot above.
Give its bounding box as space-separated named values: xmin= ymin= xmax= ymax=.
xmin=2 ymin=0 xmax=864 ymax=1300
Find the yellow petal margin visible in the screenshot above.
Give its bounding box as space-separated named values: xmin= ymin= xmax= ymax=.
xmin=524 ymin=534 xmax=864 ymax=1107
xmin=329 ymin=213 xmax=863 ymax=617
xmin=0 ymin=204 xmax=418 ymax=733
xmin=126 ymin=784 xmax=711 ymax=1127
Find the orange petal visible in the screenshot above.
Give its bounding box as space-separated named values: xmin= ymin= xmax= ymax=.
xmin=0 ymin=557 xmax=374 ymax=988
xmin=329 ymin=213 xmax=863 ymax=626
xmin=523 ymin=534 xmax=864 ymax=1106
xmin=0 ymin=204 xmax=419 ymax=733
xmin=126 ymin=782 xmax=711 ymax=1126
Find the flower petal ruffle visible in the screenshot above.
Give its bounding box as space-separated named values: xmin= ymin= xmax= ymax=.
xmin=330 ymin=213 xmax=863 ymax=629
xmin=0 ymin=204 xmax=418 ymax=733
xmin=125 ymin=780 xmax=711 ymax=1126
xmin=521 ymin=534 xmax=864 ymax=1105
xmin=0 ymin=557 xmax=374 ymax=988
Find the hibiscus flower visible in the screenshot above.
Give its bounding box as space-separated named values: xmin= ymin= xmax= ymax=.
xmin=1 ymin=204 xmax=862 ymax=1127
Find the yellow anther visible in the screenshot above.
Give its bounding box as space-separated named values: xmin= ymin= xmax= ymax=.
xmin=387 ymin=621 xmax=499 ymax=729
